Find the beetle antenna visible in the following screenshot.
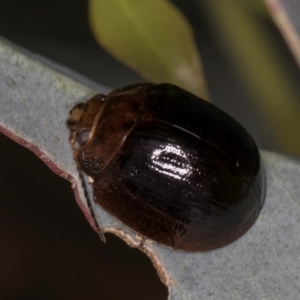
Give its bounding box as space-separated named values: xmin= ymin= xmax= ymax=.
xmin=69 ymin=132 xmax=106 ymax=243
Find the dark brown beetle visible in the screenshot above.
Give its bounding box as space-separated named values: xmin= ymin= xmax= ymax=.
xmin=67 ymin=83 xmax=265 ymax=251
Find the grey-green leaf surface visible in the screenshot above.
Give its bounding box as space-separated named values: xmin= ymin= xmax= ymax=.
xmin=265 ymin=0 xmax=300 ymax=68
xmin=1 ymin=38 xmax=300 ymax=300
xmin=88 ymin=0 xmax=208 ymax=100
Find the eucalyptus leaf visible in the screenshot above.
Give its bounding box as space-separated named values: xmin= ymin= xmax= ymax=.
xmin=265 ymin=0 xmax=300 ymax=68
xmin=1 ymin=38 xmax=300 ymax=299
xmin=88 ymin=0 xmax=208 ymax=99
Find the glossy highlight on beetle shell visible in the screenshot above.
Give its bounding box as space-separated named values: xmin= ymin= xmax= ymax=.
xmin=67 ymin=83 xmax=265 ymax=251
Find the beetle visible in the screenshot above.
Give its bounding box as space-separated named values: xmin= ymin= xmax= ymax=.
xmin=67 ymin=83 xmax=265 ymax=251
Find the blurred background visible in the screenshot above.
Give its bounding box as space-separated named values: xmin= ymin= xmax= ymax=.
xmin=0 ymin=0 xmax=299 ymax=299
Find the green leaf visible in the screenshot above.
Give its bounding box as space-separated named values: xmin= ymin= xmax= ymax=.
xmin=88 ymin=0 xmax=208 ymax=99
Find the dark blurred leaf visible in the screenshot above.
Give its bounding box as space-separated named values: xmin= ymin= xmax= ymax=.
xmin=202 ymin=0 xmax=300 ymax=155
xmin=265 ymin=0 xmax=300 ymax=68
